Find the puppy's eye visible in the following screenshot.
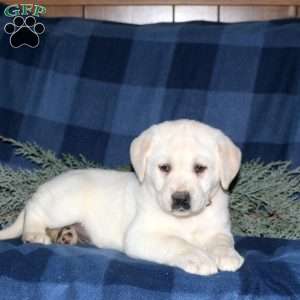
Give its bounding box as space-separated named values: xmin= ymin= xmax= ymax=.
xmin=194 ymin=164 xmax=207 ymax=175
xmin=159 ymin=164 xmax=171 ymax=174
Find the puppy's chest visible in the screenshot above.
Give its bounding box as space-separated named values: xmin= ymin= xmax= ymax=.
xmin=177 ymin=219 xmax=209 ymax=244
xmin=174 ymin=211 xmax=221 ymax=246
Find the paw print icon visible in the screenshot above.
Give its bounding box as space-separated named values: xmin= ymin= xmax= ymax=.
xmin=4 ymin=15 xmax=45 ymax=48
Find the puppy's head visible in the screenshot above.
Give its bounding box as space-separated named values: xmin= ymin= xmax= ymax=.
xmin=130 ymin=119 xmax=241 ymax=217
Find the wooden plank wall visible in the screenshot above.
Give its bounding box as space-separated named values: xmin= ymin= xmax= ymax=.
xmin=4 ymin=1 xmax=300 ymax=23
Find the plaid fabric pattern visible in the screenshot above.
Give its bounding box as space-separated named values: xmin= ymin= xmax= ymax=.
xmin=0 ymin=10 xmax=300 ymax=169
xmin=0 ymin=237 xmax=299 ymax=300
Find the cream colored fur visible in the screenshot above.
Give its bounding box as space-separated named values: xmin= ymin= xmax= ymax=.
xmin=0 ymin=119 xmax=244 ymax=275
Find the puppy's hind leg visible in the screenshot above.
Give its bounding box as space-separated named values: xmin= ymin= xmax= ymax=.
xmin=22 ymin=209 xmax=51 ymax=245
xmin=22 ymin=182 xmax=84 ymax=245
xmin=22 ymin=191 xmax=52 ymax=245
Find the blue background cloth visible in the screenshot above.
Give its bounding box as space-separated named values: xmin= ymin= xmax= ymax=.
xmin=0 ymin=12 xmax=299 ymax=169
xmin=0 ymin=5 xmax=300 ymax=299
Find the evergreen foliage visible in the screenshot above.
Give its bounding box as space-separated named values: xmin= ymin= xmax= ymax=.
xmin=0 ymin=137 xmax=299 ymax=239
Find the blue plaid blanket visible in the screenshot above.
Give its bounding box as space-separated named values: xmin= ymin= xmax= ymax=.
xmin=0 ymin=10 xmax=300 ymax=169
xmin=0 ymin=4 xmax=300 ymax=299
xmin=1 ymin=237 xmax=299 ymax=300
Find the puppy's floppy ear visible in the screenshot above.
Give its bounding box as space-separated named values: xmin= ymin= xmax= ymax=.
xmin=130 ymin=128 xmax=154 ymax=182
xmin=217 ymin=133 xmax=241 ymax=190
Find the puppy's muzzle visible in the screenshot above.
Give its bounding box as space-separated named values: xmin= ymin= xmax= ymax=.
xmin=171 ymin=191 xmax=191 ymax=211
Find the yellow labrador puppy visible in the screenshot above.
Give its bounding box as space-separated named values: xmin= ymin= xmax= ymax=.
xmin=0 ymin=119 xmax=244 ymax=275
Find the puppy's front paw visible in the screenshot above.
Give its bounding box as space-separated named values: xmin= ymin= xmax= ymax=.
xmin=212 ymin=247 xmax=244 ymax=272
xmin=176 ymin=250 xmax=218 ymax=276
xmin=23 ymin=232 xmax=51 ymax=245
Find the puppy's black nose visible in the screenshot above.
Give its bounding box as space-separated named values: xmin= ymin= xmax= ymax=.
xmin=171 ymin=191 xmax=191 ymax=211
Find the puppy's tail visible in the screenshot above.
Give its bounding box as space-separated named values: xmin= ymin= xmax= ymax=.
xmin=0 ymin=209 xmax=24 ymax=240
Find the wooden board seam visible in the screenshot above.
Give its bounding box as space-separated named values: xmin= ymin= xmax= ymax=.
xmin=4 ymin=1 xmax=300 ymax=6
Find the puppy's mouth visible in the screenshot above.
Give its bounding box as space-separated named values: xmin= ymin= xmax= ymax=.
xmin=169 ymin=199 xmax=212 ymax=218
xmin=171 ymin=209 xmax=195 ymax=218
xmin=169 ymin=205 xmax=200 ymax=218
